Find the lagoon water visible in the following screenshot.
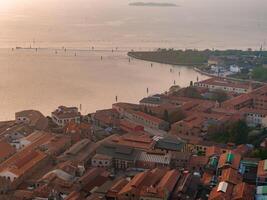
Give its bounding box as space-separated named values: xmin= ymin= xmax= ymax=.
xmin=0 ymin=0 xmax=266 ymax=119
xmin=0 ymin=48 xmax=207 ymax=120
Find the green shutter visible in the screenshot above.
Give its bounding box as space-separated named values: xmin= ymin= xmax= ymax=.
xmin=226 ymin=153 xmax=234 ymax=164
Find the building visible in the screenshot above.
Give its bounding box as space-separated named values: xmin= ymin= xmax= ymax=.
xmin=135 ymin=151 xmax=172 ymax=169
xmin=96 ymin=143 xmax=140 ymax=169
xmin=257 ymin=159 xmax=267 ymax=186
xmin=51 ymin=106 xmax=81 ymax=127
xmin=154 ymin=135 xmax=185 ymax=152
xmin=217 ymin=152 xmax=242 ymax=175
xmin=0 ymin=150 xmax=49 ymax=191
xmin=230 ymin=65 xmax=241 ymax=73
xmin=222 ymin=85 xmax=267 ymax=111
xmin=59 ymin=139 xmax=94 ymax=164
xmin=0 ymin=140 xmax=16 ymax=164
xmin=39 ymin=135 xmax=72 ymax=157
xmin=118 ymin=168 xmax=180 ymax=200
xmin=15 ymin=110 xmax=48 ymax=130
xmin=112 ymin=103 xmax=140 ymax=117
xmin=170 ymin=114 xmax=207 ymax=142
xmin=126 ymin=110 xmax=169 ymax=131
xmin=194 ymin=77 xmax=252 ymax=94
xmin=222 ymin=94 xmax=253 ymax=110
xmin=93 ymin=109 xmax=119 ymax=128
xmin=242 ymin=108 xmax=267 ymax=127
xmin=170 ymin=112 xmax=235 ymax=142
xmin=91 ymin=154 xmax=112 ymax=168
xmin=110 ymin=132 xmax=155 ymax=151
xmin=139 ymin=94 xmax=165 ymax=107
xmin=75 ymin=168 xmax=110 ymax=194
xmin=251 ymin=85 xmax=267 ymax=110
xmin=209 ymin=181 xmax=255 ymax=200
xmin=119 ymin=119 xmax=144 ymax=133
xmin=106 ymin=178 xmax=129 ymax=200
xmin=170 ymin=152 xmax=191 ymax=169
xmin=12 ymin=130 xmax=45 ymax=150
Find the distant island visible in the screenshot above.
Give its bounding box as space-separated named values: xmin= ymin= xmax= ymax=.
xmin=128 ymin=49 xmax=267 ymax=82
xmin=129 ymin=2 xmax=178 ymax=7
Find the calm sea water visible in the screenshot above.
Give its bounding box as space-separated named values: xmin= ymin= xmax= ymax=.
xmin=0 ymin=0 xmax=266 ymax=119
xmin=0 ymin=48 xmax=207 ymax=120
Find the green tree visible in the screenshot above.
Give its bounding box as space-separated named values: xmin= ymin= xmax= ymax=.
xmin=207 ymin=120 xmax=249 ymax=145
xmin=228 ymin=120 xmax=249 ymax=145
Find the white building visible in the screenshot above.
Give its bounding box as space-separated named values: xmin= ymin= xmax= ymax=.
xmin=194 ymin=77 xmax=251 ymax=94
xmin=230 ymin=65 xmax=241 ymax=73
xmin=243 ymin=109 xmax=267 ymax=127
xmin=51 ymin=106 xmax=81 ymax=127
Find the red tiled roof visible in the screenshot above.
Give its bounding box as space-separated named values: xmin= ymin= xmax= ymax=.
xmin=2 ymin=150 xmax=47 ymax=177
xmin=232 ymin=182 xmax=255 ymax=200
xmin=197 ymin=77 xmax=251 ymax=90
xmin=209 ymin=182 xmax=234 ymax=200
xmin=110 ymin=132 xmax=155 ymax=150
xmin=133 ymin=111 xmax=166 ymax=124
xmin=220 ymin=168 xmax=242 ymax=185
xmin=0 ymin=140 xmax=16 ymax=160
xmin=217 ymin=152 xmax=241 ymax=170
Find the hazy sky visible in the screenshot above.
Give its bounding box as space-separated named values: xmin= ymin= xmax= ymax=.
xmin=0 ymin=0 xmax=267 ymax=49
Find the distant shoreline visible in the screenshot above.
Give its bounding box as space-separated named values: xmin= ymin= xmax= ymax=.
xmin=129 ymin=2 xmax=178 ymax=7
xmin=127 ymin=49 xmax=267 ymax=84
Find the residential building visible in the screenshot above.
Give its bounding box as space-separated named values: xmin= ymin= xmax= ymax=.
xmin=222 ymin=94 xmax=253 ymax=110
xmin=135 ymin=151 xmax=172 ymax=169
xmin=0 ymin=140 xmax=16 ymax=164
xmin=91 ymin=154 xmax=112 ymax=168
xmin=171 ymin=152 xmax=191 ymax=169
xmin=15 ymin=110 xmax=48 ymax=130
xmin=154 ymin=135 xmax=185 ymax=153
xmin=257 ymin=159 xmax=267 ymax=186
xmin=0 ymin=150 xmax=49 ymax=191
xmin=230 ymin=65 xmax=241 ymax=73
xmin=217 ymin=152 xmax=242 ymax=175
xmin=96 ymin=143 xmax=140 ymax=169
xmin=118 ymin=119 xmax=144 ymax=133
xmin=112 ymin=103 xmax=140 ymax=117
xmin=93 ymin=109 xmax=119 ymax=128
xmin=118 ymin=168 xmax=180 ymax=200
xmin=139 ymin=94 xmax=165 ymax=107
xmin=209 ymin=181 xmax=255 ymax=200
xmin=194 ymin=77 xmax=253 ymax=94
xmin=242 ymin=108 xmax=267 ymax=127
xmin=110 ymin=132 xmax=155 ymax=151
xmin=126 ymin=110 xmax=169 ymax=131
xmin=106 ymin=178 xmax=129 ymax=200
xmin=51 ymin=106 xmax=81 ymax=127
